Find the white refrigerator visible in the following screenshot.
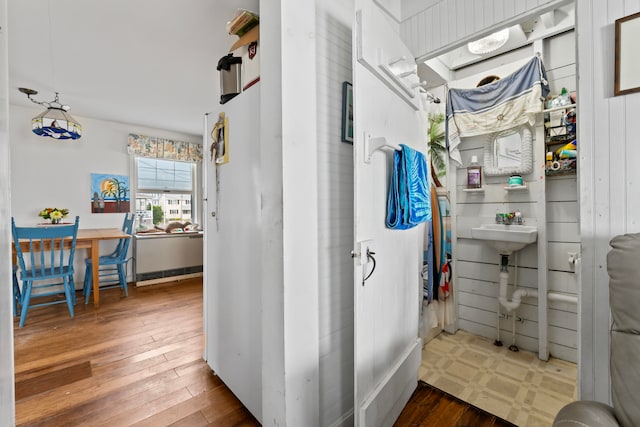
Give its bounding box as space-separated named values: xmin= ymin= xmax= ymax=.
xmin=202 ymin=84 xmax=261 ymax=422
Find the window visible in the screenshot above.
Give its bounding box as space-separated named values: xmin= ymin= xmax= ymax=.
xmin=134 ymin=158 xmax=200 ymax=229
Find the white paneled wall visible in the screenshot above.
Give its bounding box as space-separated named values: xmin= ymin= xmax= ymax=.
xmin=576 ymin=0 xmax=640 ymax=404
xmin=316 ymin=1 xmax=355 ymax=426
xmin=452 ymin=33 xmax=578 ymax=363
xmin=0 ymin=0 xmax=16 ymax=424
xmin=400 ymin=0 xmax=570 ymax=60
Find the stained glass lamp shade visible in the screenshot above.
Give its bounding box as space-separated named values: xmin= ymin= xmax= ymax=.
xmin=32 ymin=106 xmax=82 ymax=140
xmin=19 ymin=88 xmax=82 ymax=140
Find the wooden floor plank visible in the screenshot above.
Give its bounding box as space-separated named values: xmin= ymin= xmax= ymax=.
xmin=167 ymin=410 xmax=210 ymax=427
xmin=15 ymin=361 xmax=92 ymax=401
xmin=15 ymin=278 xmax=515 ymax=426
xmin=394 ymin=382 xmax=517 ymax=427
xmin=92 ymin=386 xmax=194 ymax=427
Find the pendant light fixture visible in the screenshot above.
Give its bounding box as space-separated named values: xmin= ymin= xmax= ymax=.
xmin=19 ymin=87 xmax=82 ymax=140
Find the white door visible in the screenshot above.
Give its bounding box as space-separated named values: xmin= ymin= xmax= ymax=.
xmin=203 ymin=86 xmax=262 ymax=421
xmin=353 ymin=2 xmax=428 ymax=426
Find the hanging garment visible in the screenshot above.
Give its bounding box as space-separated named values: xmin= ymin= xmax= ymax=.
xmin=386 ymin=144 xmax=431 ymax=229
xmin=424 ymin=221 xmax=436 ymax=302
xmin=431 ymin=184 xmax=442 ymax=285
xmin=439 ymin=259 xmax=451 ymax=298
xmin=446 ymin=56 xmax=550 ymax=166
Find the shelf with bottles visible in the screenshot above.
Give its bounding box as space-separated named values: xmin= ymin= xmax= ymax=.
xmin=545 ymin=127 xmax=575 ymax=146
xmin=544 ymin=97 xmax=576 ymax=176
xmin=545 ymin=165 xmax=576 ymax=176
xmin=543 ymin=103 xmax=576 ymax=113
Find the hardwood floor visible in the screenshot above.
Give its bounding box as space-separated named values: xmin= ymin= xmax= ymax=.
xmin=14 ymin=278 xmax=515 ymax=426
xmin=395 ymin=382 xmax=517 ymax=427
xmin=14 ymin=278 xmax=258 ymax=427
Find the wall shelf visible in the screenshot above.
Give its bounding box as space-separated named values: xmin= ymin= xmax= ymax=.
xmin=504 ymin=184 xmax=528 ymax=191
xmin=546 ymin=168 xmax=576 ymax=177
xmin=462 ymin=187 xmax=485 ymax=193
xmin=355 ymin=8 xmax=423 ymax=111
xmin=543 ymin=103 xmax=576 ymax=113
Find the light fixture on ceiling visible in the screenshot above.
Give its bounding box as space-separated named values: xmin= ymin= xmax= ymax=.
xmin=18 ymin=88 xmax=82 ymax=140
xmin=467 ymin=28 xmax=510 ymax=55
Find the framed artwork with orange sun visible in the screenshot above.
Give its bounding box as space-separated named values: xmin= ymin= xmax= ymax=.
xmin=91 ymin=173 xmax=130 ymax=214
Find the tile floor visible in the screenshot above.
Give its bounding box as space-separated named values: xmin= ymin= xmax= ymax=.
xmin=420 ymin=330 xmax=577 ymax=426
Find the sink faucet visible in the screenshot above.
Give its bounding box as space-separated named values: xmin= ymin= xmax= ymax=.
xmin=514 ymin=210 xmax=523 ymax=225
xmin=495 ymin=211 xmax=523 ymax=225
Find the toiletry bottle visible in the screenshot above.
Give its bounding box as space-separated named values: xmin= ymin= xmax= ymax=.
xmin=467 ymin=155 xmax=482 ymax=189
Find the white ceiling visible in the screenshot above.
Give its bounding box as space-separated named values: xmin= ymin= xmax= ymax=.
xmin=420 ymin=2 xmax=574 ymax=89
xmin=8 ymin=0 xmax=258 ymax=137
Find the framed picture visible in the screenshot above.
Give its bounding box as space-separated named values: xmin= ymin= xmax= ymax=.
xmin=341 ymin=81 xmax=353 ymax=144
xmin=90 ymin=173 xmax=130 ymax=213
xmin=615 ymin=12 xmax=640 ymax=96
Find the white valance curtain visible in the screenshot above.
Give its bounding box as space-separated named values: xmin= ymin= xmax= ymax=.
xmin=127 ymin=133 xmax=203 ymax=162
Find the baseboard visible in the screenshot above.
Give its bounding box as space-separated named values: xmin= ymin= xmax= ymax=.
xmin=359 ymin=338 xmax=422 ymax=427
xmin=329 ymin=409 xmax=354 ymax=427
xmin=135 ymin=272 xmax=202 ymax=287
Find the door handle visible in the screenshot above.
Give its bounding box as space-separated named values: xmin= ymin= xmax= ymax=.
xmin=362 ymin=249 xmax=376 ymax=286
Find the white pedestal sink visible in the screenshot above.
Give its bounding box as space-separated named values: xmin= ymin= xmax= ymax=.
xmin=471 ymin=224 xmax=537 ymax=254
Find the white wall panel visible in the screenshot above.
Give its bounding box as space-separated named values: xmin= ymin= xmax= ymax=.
xmin=400 ymin=0 xmax=566 ymax=60
xmin=0 ymin=0 xmax=15 ymax=423
xmin=316 ymin=1 xmax=355 ymax=425
xmin=577 ymin=0 xmax=640 ymax=403
xmin=281 ymin=0 xmax=321 ymax=423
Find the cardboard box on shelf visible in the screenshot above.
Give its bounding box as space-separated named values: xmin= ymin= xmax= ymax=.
xmin=230 ymin=25 xmax=260 ymax=91
xmin=227 ymin=9 xmax=259 ymax=37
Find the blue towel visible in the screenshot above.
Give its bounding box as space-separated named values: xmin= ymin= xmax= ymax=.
xmin=386 ymin=144 xmax=431 ymax=229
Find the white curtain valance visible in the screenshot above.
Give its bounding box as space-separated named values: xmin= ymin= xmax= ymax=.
xmin=127 ymin=133 xmax=203 ymax=162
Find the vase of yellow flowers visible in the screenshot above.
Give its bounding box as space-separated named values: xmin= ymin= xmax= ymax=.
xmin=38 ymin=208 xmax=70 ymax=224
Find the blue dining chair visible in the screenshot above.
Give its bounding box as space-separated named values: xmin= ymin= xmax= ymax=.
xmin=11 ymin=216 xmax=80 ymax=327
xmin=12 ymin=265 xmax=21 ymax=317
xmin=83 ymin=213 xmax=134 ymax=304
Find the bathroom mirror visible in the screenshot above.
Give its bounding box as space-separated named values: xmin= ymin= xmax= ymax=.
xmin=483 ymin=125 xmax=533 ymax=176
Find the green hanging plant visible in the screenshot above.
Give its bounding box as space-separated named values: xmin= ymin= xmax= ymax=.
xmin=427 ymin=112 xmax=447 ymax=177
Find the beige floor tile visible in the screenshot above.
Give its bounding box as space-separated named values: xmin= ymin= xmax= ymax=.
xmin=421 ymin=330 xmax=577 ymax=426
xmin=494 ymin=359 xmax=530 ymax=382
xmin=486 ymin=376 xmax=521 ymax=399
xmin=472 ymin=392 xmax=512 ymax=419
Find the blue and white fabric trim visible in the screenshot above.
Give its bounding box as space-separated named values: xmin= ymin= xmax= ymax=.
xmin=445 ymin=56 xmax=550 ymax=166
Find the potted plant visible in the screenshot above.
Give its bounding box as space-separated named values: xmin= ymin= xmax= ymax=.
xmin=38 ymin=207 xmax=70 ymax=224
xmin=428 ymin=112 xmax=447 ymax=181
